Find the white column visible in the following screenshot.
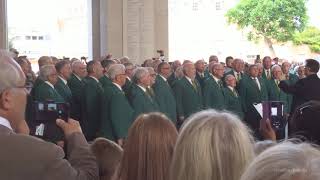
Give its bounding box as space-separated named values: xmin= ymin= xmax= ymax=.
xmin=0 ymin=0 xmax=8 ymax=49
xmin=90 ymin=0 xmax=101 ymax=60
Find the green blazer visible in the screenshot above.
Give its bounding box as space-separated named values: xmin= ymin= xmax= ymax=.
xmin=101 ymin=83 xmax=134 ymax=141
xmin=30 ymin=77 xmax=44 ymax=98
xmin=152 ymin=75 xmax=177 ymax=123
xmin=202 ymin=75 xmax=226 ymax=110
xmin=223 ymin=87 xmax=244 ymax=119
xmin=266 ymin=79 xmax=291 ymax=113
xmin=99 ymin=75 xmax=112 ymax=88
xmin=129 ymin=84 xmax=160 ymax=119
xmin=167 ymin=73 xmax=177 ymax=88
xmin=67 ymin=74 xmax=84 ymax=121
xmin=55 ymin=78 xmax=72 ymax=104
xmin=239 ymin=76 xmax=268 ymax=113
xmin=173 ymin=77 xmax=203 ymax=118
xmin=81 ymin=76 xmax=104 ymax=141
xmin=34 ymin=82 xmax=64 ymax=102
xmin=261 ymin=69 xmax=272 ymax=81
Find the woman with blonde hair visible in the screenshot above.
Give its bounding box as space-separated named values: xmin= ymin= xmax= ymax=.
xmin=118 ymin=112 xmax=178 ymax=180
xmin=241 ymin=142 xmax=320 ymax=180
xmin=170 ymin=110 xmax=254 ymax=180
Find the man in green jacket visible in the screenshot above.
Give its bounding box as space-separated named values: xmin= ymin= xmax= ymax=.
xmin=101 ymin=64 xmax=134 ymax=146
xmin=261 ymin=56 xmax=272 ymax=81
xmin=54 ymin=60 xmax=72 ymax=104
xmin=122 ymin=62 xmax=135 ymax=99
xmin=239 ymin=64 xmax=268 ymax=138
xmin=67 ymin=60 xmax=87 ymax=121
xmin=99 ymin=59 xmax=115 ymax=88
xmin=81 ymin=60 xmax=104 ymax=141
xmin=203 ymin=62 xmax=226 ymax=110
xmin=152 ymin=62 xmax=177 ymax=123
xmin=173 ymin=63 xmax=202 ymax=125
xmin=34 ymin=65 xmax=64 ymax=102
xmin=223 ymin=74 xmax=244 ymax=120
xmin=129 ymin=67 xmax=159 ymax=119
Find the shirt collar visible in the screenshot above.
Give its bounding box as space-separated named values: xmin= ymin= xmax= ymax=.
xmin=211 ymin=74 xmax=220 ymax=83
xmin=45 ymin=81 xmax=55 ymax=89
xmin=59 ymin=76 xmax=67 ymax=85
xmin=0 ymin=116 xmax=13 ymax=131
xmin=112 ymin=82 xmax=122 ymax=91
xmin=137 ymin=85 xmax=146 ymax=92
xmin=228 ymin=86 xmax=234 ymax=91
xmin=89 ymin=76 xmax=99 ymax=83
xmin=127 ymin=77 xmax=131 ymax=81
xmin=159 ymin=74 xmax=167 ymax=81
xmin=185 ymin=76 xmax=193 ymax=84
xmin=73 ymin=73 xmax=81 ymax=81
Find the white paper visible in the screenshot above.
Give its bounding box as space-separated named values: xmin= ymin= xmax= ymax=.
xmin=253 ymin=103 xmax=263 ymax=118
xmin=271 ymin=107 xmax=277 ymax=116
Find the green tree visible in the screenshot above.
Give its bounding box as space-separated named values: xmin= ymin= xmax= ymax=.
xmin=226 ymin=0 xmax=308 ymax=57
xmin=293 ymin=26 xmax=320 ymax=53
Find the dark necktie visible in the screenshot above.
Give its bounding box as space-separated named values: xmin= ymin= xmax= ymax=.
xmin=254 ymin=78 xmax=260 ymax=90
xmin=146 ymin=87 xmax=155 ymax=98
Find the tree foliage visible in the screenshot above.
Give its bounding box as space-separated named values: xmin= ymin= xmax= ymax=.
xmin=293 ymin=26 xmax=320 ymax=53
xmin=226 ymin=0 xmax=308 ymax=43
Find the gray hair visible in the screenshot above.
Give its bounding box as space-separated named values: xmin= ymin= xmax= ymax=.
xmin=71 ymin=60 xmax=84 ymax=71
xmin=209 ymin=62 xmax=220 ymax=73
xmin=119 ymin=56 xmax=130 ymax=64
xmin=271 ymin=64 xmax=281 ymax=72
xmin=0 ymin=50 xmax=25 ymax=93
xmin=39 ymin=65 xmax=56 ymax=81
xmin=132 ymin=67 xmax=149 ymax=84
xmin=182 ymin=63 xmax=194 ymax=75
xmin=241 ymin=142 xmax=320 ymax=180
xmin=108 ymin=64 xmax=125 ymax=80
xmin=224 ymin=74 xmax=235 ymax=83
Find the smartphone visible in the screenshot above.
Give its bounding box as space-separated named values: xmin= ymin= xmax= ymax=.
xmin=29 ymin=101 xmax=69 ymax=142
xmin=262 ymin=101 xmax=286 ymax=130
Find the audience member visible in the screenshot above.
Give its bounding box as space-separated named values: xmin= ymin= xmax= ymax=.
xmin=241 ymin=142 xmax=320 ymax=180
xmin=170 ymin=110 xmax=254 ymax=180
xmin=0 ymin=50 xmax=99 ymax=180
xmin=118 ymin=112 xmax=178 ymax=180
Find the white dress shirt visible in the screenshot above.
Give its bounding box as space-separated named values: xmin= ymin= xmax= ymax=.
xmin=112 ymin=82 xmax=123 ymax=91
xmin=58 ymin=76 xmax=67 ymax=85
xmin=137 ymin=85 xmax=147 ymax=92
xmin=252 ymin=77 xmax=261 ymax=90
xmin=89 ymin=76 xmax=99 ymax=83
xmin=159 ymin=74 xmax=167 ymax=82
xmin=45 ymin=81 xmax=55 ymax=89
xmin=0 ymin=116 xmax=13 ymax=130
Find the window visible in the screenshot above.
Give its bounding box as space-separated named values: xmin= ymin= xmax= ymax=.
xmin=7 ymin=0 xmax=90 ymax=61
xmin=216 ymin=1 xmax=224 ymax=11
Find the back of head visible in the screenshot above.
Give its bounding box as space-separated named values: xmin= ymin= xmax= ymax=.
xmin=305 ymin=59 xmax=319 ymax=73
xmin=254 ymin=140 xmax=276 ymax=155
xmin=290 ymin=101 xmax=320 ymax=145
xmin=119 ymin=112 xmax=178 ymax=180
xmin=241 ymin=142 xmax=320 ymax=180
xmin=0 ymin=50 xmax=25 ymax=93
xmin=170 ymin=110 xmax=254 ymax=180
xmin=38 ymin=56 xmax=52 ymax=68
xmin=91 ymin=138 xmax=123 ymax=180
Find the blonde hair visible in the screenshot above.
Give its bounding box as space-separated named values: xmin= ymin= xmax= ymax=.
xmin=170 ymin=110 xmax=254 ymax=180
xmin=241 ymin=142 xmax=320 ymax=180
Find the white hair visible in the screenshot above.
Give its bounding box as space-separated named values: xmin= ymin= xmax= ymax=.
xmin=241 ymin=142 xmax=320 ymax=180
xmin=224 ymin=74 xmax=235 ymax=83
xmin=132 ymin=67 xmax=149 ymax=84
xmin=39 ymin=65 xmax=56 ymax=81
xmin=0 ymin=50 xmax=25 ymax=93
xmin=108 ymin=64 xmax=125 ymax=80
xmin=271 ymin=64 xmax=281 ymax=72
xmin=71 ymin=60 xmax=84 ymax=71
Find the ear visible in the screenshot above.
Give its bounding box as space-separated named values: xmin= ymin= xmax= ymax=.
xmin=0 ymin=90 xmax=13 ymax=110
